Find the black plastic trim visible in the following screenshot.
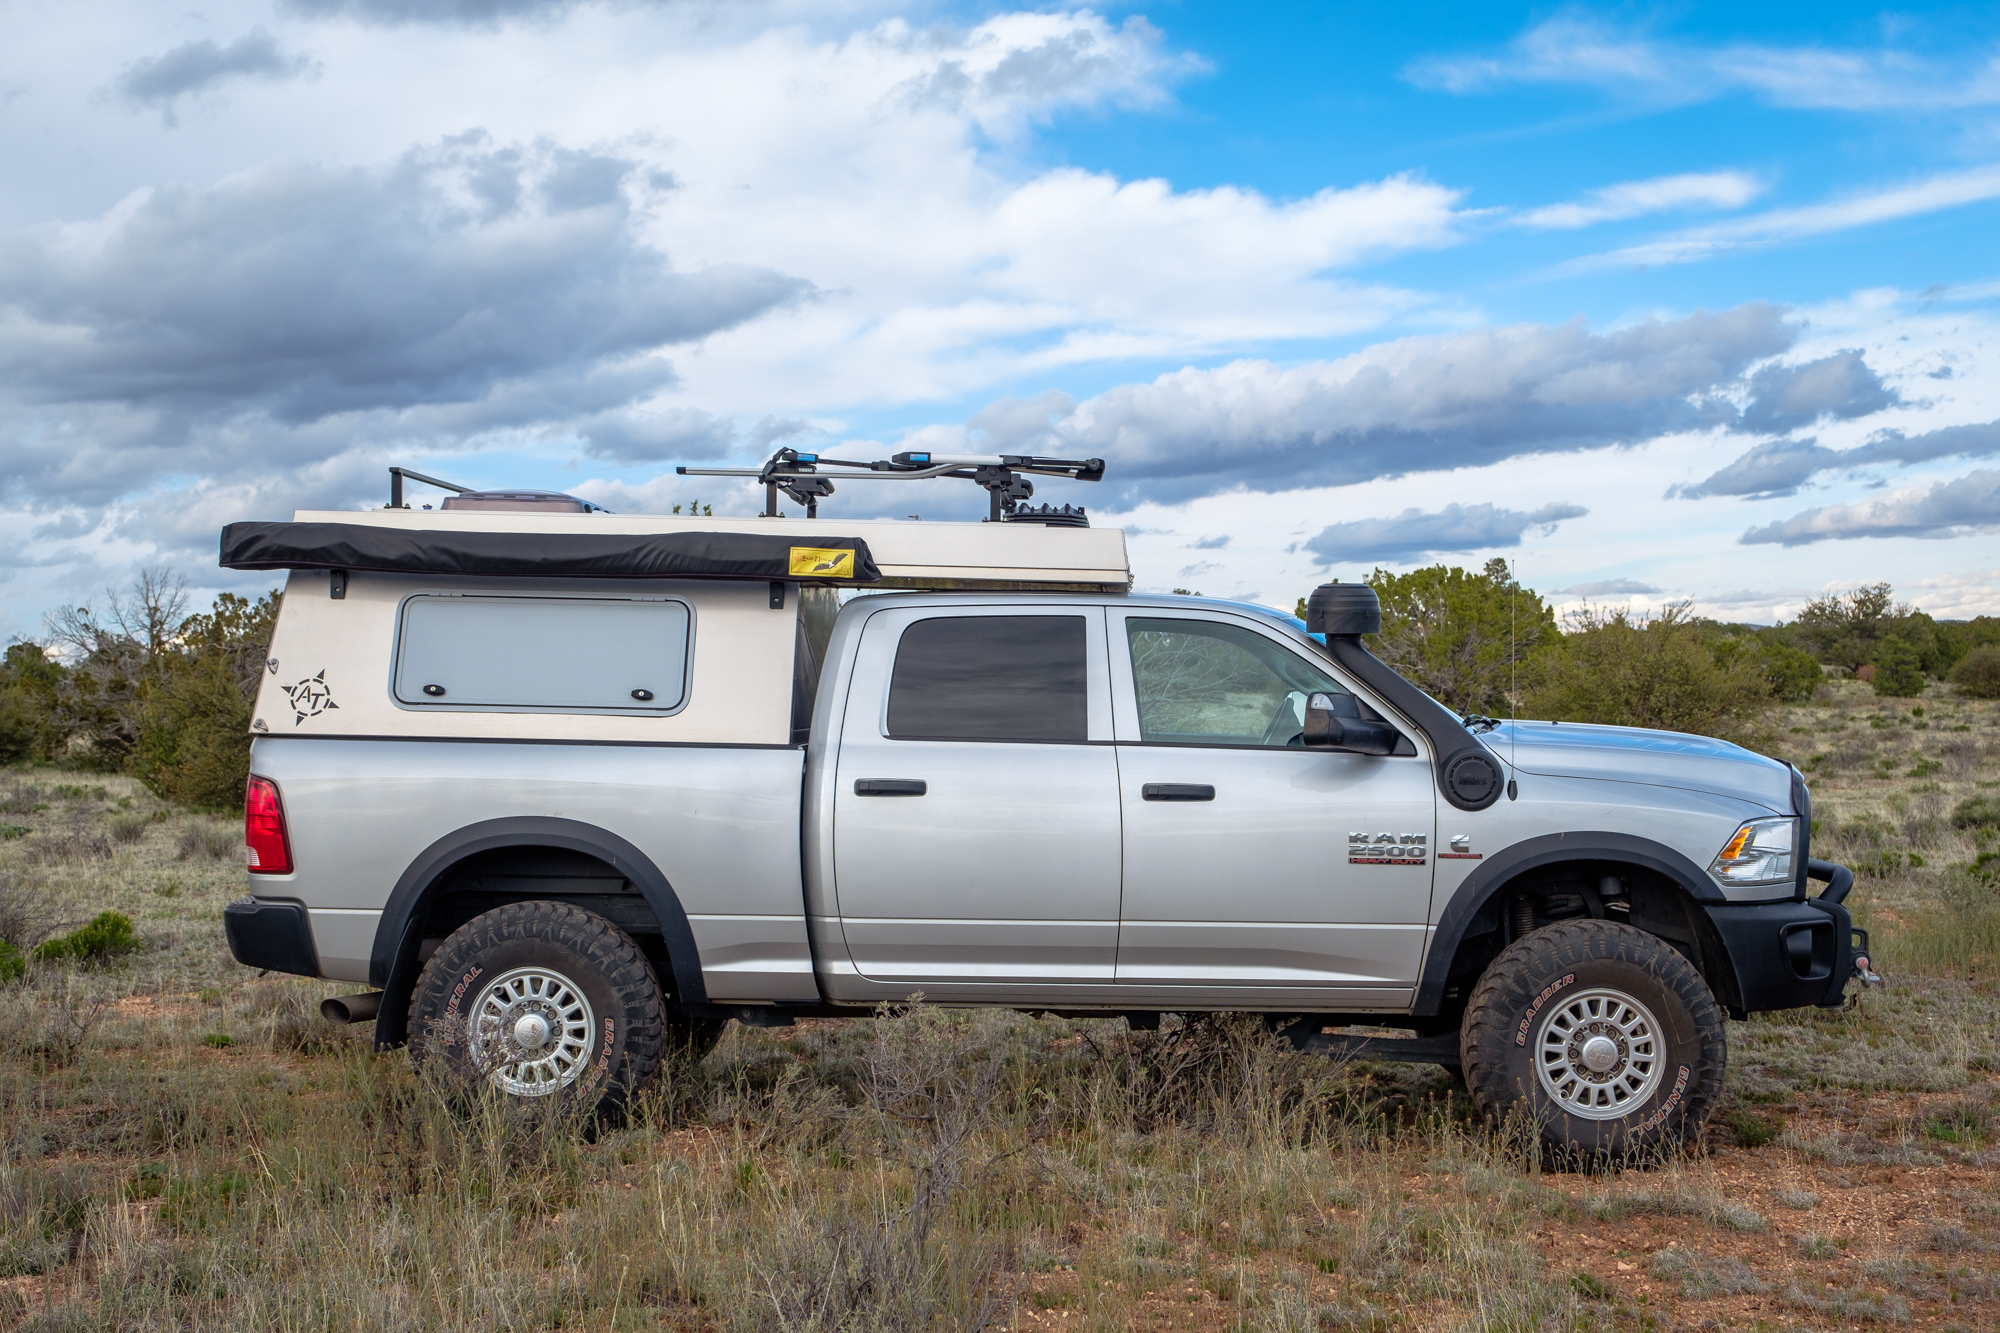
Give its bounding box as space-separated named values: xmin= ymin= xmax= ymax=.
xmin=1414 ymin=831 xmax=1724 ymax=1016
xmin=223 ymin=898 xmax=320 ymax=977
xmin=368 ymin=816 xmax=708 ymax=1048
xmin=1318 ymin=633 xmax=1504 ymax=812
xmin=854 ymin=779 xmax=927 ymax=796
xmin=1705 ymin=892 xmax=1858 ymax=1012
xmin=1791 ymin=765 xmax=1813 ymax=901
xmin=220 ymin=521 xmax=882 ymax=584
xmin=1142 ymin=783 xmax=1215 ymax=801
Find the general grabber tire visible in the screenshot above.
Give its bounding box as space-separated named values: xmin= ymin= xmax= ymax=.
xmin=1461 ymin=919 xmax=1726 ymax=1168
xmin=408 ymin=901 xmax=705 ymax=1123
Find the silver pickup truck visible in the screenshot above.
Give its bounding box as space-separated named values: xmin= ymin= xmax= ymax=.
xmin=217 ymin=474 xmax=1868 ymax=1161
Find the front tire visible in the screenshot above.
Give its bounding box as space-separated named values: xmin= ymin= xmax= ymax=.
xmin=409 ymin=901 xmax=695 ymax=1121
xmin=1461 ymin=919 xmax=1725 ymax=1166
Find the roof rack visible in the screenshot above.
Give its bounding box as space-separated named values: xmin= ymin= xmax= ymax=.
xmin=676 ymin=448 xmax=1105 ymax=523
xmin=386 ymin=466 xmax=608 ymax=514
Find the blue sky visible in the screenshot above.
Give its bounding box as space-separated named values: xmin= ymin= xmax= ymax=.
xmin=3 ymin=0 xmax=1999 ymax=636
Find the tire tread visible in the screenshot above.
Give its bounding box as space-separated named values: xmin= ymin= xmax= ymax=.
xmin=1461 ymin=918 xmax=1726 ymax=1163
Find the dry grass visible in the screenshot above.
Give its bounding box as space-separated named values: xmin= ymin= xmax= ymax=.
xmin=2 ymin=702 xmax=1999 ymax=1331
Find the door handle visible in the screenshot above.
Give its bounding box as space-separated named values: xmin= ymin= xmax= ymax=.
xmin=854 ymin=779 xmax=927 ymax=797
xmin=1142 ymin=783 xmax=1214 ymax=801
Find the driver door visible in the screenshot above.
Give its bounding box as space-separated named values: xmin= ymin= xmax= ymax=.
xmin=1109 ymin=609 xmax=1436 ymax=1006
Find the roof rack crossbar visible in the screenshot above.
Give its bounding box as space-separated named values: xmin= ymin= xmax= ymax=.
xmin=677 ymin=448 xmax=1105 ymax=521
xmin=388 ymin=467 xmax=474 ymax=510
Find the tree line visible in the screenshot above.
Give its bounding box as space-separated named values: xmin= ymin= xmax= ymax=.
xmin=2 ymin=563 xmax=1997 ymax=813
xmin=1 ymin=571 xmax=280 ymax=808
xmin=1298 ymin=561 xmax=2000 ymax=740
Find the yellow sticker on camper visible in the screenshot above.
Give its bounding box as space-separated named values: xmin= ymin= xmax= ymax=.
xmin=789 ymin=546 xmax=855 ymax=578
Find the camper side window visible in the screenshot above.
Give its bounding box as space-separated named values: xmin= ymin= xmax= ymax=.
xmin=393 ymin=595 xmax=692 ymax=713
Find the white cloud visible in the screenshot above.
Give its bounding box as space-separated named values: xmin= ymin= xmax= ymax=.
xmin=1304 ymin=501 xmax=1587 ymax=564
xmin=1740 ymin=468 xmax=2000 ymax=545
xmin=1406 ymin=15 xmax=2000 ymax=112
xmin=942 ymin=304 xmax=1795 ymax=504
xmin=1573 ymin=163 xmax=2000 ymax=270
xmin=1518 ymin=171 xmax=1762 ymax=230
xmin=1560 ymin=578 xmax=1662 ymax=597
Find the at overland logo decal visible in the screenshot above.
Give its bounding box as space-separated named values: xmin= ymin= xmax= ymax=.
xmin=281 ymin=670 xmax=339 ymax=725
xmin=1348 ymin=831 xmax=1428 ymax=866
xmin=788 ymin=547 xmax=855 ymax=578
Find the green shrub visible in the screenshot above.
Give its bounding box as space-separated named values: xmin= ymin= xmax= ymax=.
xmin=1758 ymin=642 xmax=1825 ymax=702
xmin=1521 ymin=602 xmax=1770 ymax=739
xmin=31 ymin=911 xmax=140 ymax=964
xmin=0 ymin=940 xmax=24 ymax=983
xmin=128 ymin=658 xmax=254 ymax=810
xmin=1360 ymin=561 xmax=1556 ymax=717
xmin=1950 ymin=644 xmax=2000 ymax=699
xmin=1871 ymin=637 xmax=1925 ymax=697
xmin=1954 ymin=795 xmax=2000 ymax=831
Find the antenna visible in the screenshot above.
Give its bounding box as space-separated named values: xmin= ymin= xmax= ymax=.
xmin=676 ymin=447 xmax=1105 ymax=522
xmin=1510 ymin=558 xmax=1518 ymax=779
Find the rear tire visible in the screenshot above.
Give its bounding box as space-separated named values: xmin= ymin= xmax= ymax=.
xmin=409 ymin=901 xmax=692 ymax=1122
xmin=1461 ymin=919 xmax=1725 ymax=1167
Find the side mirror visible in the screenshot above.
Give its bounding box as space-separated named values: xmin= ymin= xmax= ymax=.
xmin=1303 ymin=692 xmax=1400 ymax=757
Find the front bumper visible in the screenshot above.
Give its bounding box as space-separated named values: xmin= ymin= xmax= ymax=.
xmin=223 ymin=898 xmax=321 ymax=978
xmin=1704 ymin=860 xmax=1869 ymax=1013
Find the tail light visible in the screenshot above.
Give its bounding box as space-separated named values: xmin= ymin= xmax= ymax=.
xmin=245 ymin=776 xmax=293 ymax=875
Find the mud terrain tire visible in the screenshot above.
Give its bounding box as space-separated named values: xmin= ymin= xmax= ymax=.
xmin=1461 ymin=919 xmax=1725 ymax=1167
xmin=408 ymin=901 xmax=712 ymax=1122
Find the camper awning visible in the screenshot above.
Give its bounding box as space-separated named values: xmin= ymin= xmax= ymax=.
xmin=219 ymin=522 xmax=883 ymax=584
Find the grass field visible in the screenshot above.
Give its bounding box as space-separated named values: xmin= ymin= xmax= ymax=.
xmin=1 ymin=680 xmax=1997 ymax=1332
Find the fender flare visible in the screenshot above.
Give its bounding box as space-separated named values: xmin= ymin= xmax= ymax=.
xmin=1415 ymin=831 xmax=1728 ymax=1017
xmin=369 ymin=816 xmax=708 ymax=1048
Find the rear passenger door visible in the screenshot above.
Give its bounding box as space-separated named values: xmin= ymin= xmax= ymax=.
xmin=830 ymin=605 xmax=1122 ymax=994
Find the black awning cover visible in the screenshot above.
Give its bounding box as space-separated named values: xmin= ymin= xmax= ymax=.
xmin=219 ymin=521 xmax=882 ymax=584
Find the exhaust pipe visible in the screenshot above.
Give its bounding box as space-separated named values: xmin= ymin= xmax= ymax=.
xmin=321 ymin=991 xmax=384 ymax=1024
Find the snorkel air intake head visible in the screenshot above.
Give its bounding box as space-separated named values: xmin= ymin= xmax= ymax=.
xmin=1303 ymin=582 xmax=1504 ymax=813
xmin=1305 ymin=583 xmax=1381 ymax=638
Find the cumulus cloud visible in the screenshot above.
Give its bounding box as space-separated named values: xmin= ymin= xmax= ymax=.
xmin=1740 ymin=469 xmax=2000 ymax=546
xmin=0 ymin=132 xmax=803 ymax=505
xmin=1561 ymin=578 xmax=1662 ymax=596
xmin=1518 ymin=171 xmax=1762 ymax=230
xmin=1304 ymin=501 xmax=1587 ymax=565
xmin=946 ymin=304 xmax=1792 ymax=504
xmin=1672 ymin=439 xmax=1840 ymax=499
xmin=1405 ymin=15 xmax=2000 ymax=111
xmin=112 ymin=29 xmax=317 ymax=123
xmin=1677 ymin=417 xmax=2000 ymax=498
xmin=1734 ymin=349 xmax=1900 ymax=434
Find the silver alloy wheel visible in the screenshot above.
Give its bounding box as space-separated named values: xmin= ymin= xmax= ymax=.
xmin=1533 ymin=986 xmax=1665 ymax=1120
xmin=466 ymin=965 xmax=597 ymax=1097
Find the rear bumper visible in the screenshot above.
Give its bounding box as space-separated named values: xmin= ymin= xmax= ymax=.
xmin=1704 ymin=860 xmax=1866 ymax=1013
xmin=223 ymin=898 xmax=321 ymax=978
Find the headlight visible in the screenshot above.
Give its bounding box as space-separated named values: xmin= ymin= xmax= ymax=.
xmin=1708 ymin=817 xmax=1795 ymax=887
